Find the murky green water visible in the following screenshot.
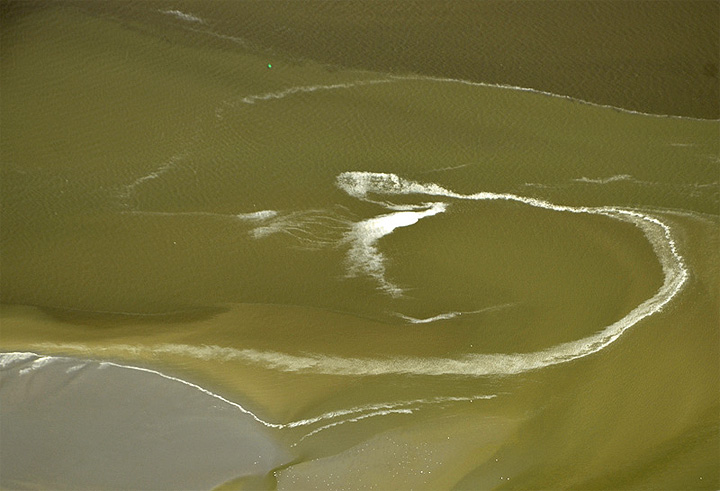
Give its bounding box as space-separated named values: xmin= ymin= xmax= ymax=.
xmin=1 ymin=3 xmax=718 ymax=490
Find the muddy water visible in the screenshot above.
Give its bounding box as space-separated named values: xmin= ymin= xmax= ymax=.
xmin=1 ymin=3 xmax=718 ymax=490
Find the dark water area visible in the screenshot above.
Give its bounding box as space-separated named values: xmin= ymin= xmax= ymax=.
xmin=5 ymin=0 xmax=715 ymax=119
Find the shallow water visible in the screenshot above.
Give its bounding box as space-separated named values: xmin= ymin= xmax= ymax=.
xmin=1 ymin=3 xmax=718 ymax=490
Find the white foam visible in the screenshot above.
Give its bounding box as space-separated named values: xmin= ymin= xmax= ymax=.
xmin=343 ymin=202 xmax=447 ymax=296
xmin=523 ymin=176 xmax=719 ymax=204
xmin=249 ymin=209 xmax=352 ymax=249
xmin=236 ymin=210 xmax=279 ymax=221
xmin=298 ymin=409 xmax=415 ymax=442
xmin=0 ymin=351 xmax=37 ymax=369
xmin=161 ymin=9 xmax=206 ymax=24
xmin=120 ymin=153 xmax=187 ymax=205
xmin=158 ymin=171 xmax=683 ymax=376
xmin=235 ymin=78 xmax=396 ymax=106
xmin=573 ymin=174 xmax=634 ymax=184
xmin=2 ymin=351 xmax=281 ymax=429
xmin=188 ymin=26 xmax=247 ymax=49
xmin=293 ymin=393 xmax=493 ymax=442
xmin=334 ymin=171 xmax=686 ymax=373
xmin=396 ymin=304 xmax=517 ymax=324
xmin=223 ymin=71 xmax=713 ymax=120
xmin=121 ymin=209 xmax=280 ymax=223
xmin=420 ymin=163 xmax=473 ymax=174
xmin=395 ymin=311 xmax=463 ymax=324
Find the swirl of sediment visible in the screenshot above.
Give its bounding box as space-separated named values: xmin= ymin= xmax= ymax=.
xmin=208 ymin=171 xmax=687 ymax=377
xmin=27 ymin=173 xmax=689 ymax=377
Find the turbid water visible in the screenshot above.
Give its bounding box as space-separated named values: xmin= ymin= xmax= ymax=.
xmin=1 ymin=2 xmax=718 ymax=490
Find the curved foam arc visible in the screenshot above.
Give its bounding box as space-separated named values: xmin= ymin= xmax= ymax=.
xmin=297 ymin=409 xmax=415 ymax=442
xmin=28 ymin=173 xmax=688 ymax=377
xmin=573 ymin=174 xmax=635 ymax=184
xmin=237 ymin=210 xmax=279 ymax=221
xmin=333 ymin=171 xmax=687 ymax=374
xmin=285 ymin=394 xmax=497 ymax=429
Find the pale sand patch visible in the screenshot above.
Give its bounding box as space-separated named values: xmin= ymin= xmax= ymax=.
xmin=276 ymin=410 xmax=522 ymax=490
xmin=0 ymin=352 xmax=293 ymax=490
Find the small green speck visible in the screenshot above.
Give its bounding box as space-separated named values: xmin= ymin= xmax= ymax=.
xmin=267 ymin=63 xmax=272 ymax=69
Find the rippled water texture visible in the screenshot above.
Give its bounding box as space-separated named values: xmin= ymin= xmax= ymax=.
xmin=1 ymin=2 xmax=718 ymax=490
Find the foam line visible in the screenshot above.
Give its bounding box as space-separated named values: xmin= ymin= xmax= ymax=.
xmin=389 ymin=74 xmax=717 ymax=121
xmin=3 ymin=350 xmax=497 ymax=444
xmin=523 ymin=176 xmax=719 ymax=201
xmin=223 ymin=70 xmax=713 ymax=120
xmin=573 ymin=174 xmax=634 ymax=184
xmin=285 ymin=394 xmax=497 ymax=429
xmin=32 ymin=168 xmax=688 ymax=377
xmin=1 ymin=351 xmax=281 ymax=429
xmin=250 ymin=209 xmax=353 ymax=249
xmin=395 ymin=304 xmax=517 ymax=324
xmin=237 ymin=78 xmax=397 ymax=105
xmin=25 ymin=171 xmax=689 ymax=377
xmin=119 ymin=153 xmax=188 ymax=206
xmin=160 ymin=9 xmax=206 ymax=24
xmin=420 ymin=163 xmax=473 ymax=174
xmin=31 ymin=167 xmax=688 ymax=377
xmin=395 ymin=311 xmax=464 ymax=324
xmin=298 ymin=409 xmax=415 ymax=442
xmin=122 ymin=208 xmax=348 ymax=249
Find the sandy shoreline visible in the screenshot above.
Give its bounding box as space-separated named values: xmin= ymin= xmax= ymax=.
xmin=0 ymin=352 xmax=293 ymax=490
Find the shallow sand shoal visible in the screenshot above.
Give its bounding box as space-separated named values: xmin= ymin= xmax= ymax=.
xmin=0 ymin=352 xmax=293 ymax=490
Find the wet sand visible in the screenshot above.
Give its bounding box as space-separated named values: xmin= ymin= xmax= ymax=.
xmin=0 ymin=352 xmax=293 ymax=490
